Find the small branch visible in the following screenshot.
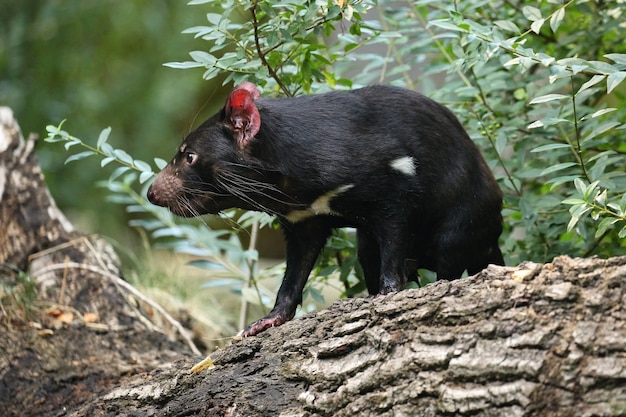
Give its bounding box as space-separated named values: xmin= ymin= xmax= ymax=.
xmin=250 ymin=1 xmax=291 ymax=97
xmin=584 ymin=229 xmax=611 ymax=257
xmin=570 ymin=76 xmax=591 ymax=182
xmin=239 ymin=220 xmax=260 ymax=330
xmin=376 ymin=4 xmax=414 ymax=88
xmin=466 ymin=106 xmax=522 ymax=197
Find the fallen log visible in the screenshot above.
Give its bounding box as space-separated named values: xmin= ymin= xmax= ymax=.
xmin=67 ymin=255 xmax=626 ymax=417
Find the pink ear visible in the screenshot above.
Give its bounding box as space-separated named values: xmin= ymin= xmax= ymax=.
xmin=224 ymin=83 xmax=261 ymax=149
xmin=235 ymin=82 xmax=261 ymax=99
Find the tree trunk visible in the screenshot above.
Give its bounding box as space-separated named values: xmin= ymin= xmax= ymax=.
xmin=0 ymin=107 xmax=79 ymax=272
xmin=1 ymin=107 xmax=625 ymax=417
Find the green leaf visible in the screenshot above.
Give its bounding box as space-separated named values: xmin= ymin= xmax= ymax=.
xmin=133 ymin=160 xmax=152 ymax=172
xmin=101 ymin=157 xmax=115 ymax=167
xmin=591 ymin=108 xmax=618 ymax=118
xmin=201 ymin=279 xmax=242 ymax=288
xmin=97 ymin=127 xmax=111 ymax=149
xmin=125 ymin=204 xmax=148 ymax=213
xmin=523 ymin=6 xmax=542 ymax=21
xmin=113 ymin=149 xmax=134 ymax=165
xmin=562 ymin=198 xmax=586 ymax=205
xmin=109 ymin=166 xmax=130 ymax=182
xmin=64 ymin=139 xmax=81 ymax=150
xmin=583 ymin=181 xmax=601 ymax=200
xmin=65 ymin=151 xmax=95 ymax=164
xmin=154 ymin=158 xmax=168 ymax=169
xmin=152 ymin=227 xmax=185 ymax=239
xmin=189 ymin=50 xmax=217 ymax=65
xmin=316 ymin=265 xmax=339 ymax=277
xmin=494 ymin=20 xmax=520 ymax=33
xmin=549 ymin=8 xmax=565 ymax=33
xmin=576 ymin=75 xmax=606 ymax=95
xmin=44 ymin=134 xmax=64 ymax=143
xmin=244 ymin=248 xmax=259 ymax=263
xmin=531 ymin=19 xmax=545 ymax=34
xmin=607 ymin=203 xmax=622 ymax=214
xmin=307 ymin=287 xmax=325 ymax=304
xmin=540 ymin=162 xmax=577 ymax=176
xmin=536 ymin=53 xmax=555 ymax=67
xmin=205 ymin=13 xmax=222 ymax=25
xmin=605 ymin=53 xmax=626 ymax=65
xmin=531 ymin=143 xmax=571 ymax=153
xmin=528 ymin=117 xmax=569 ymax=129
xmin=583 ymin=121 xmax=622 ymax=142
xmin=529 ymin=93 xmax=570 ymax=104
xmin=567 ymin=203 xmax=592 ymax=231
xmin=574 ymin=178 xmax=587 ymax=195
xmin=187 ymin=259 xmax=226 ymax=271
xmin=570 ymin=65 xmax=588 ymax=75
xmin=495 ymin=131 xmax=508 ymax=155
xmin=100 ymin=142 xmax=114 ymax=156
xmin=428 ymin=19 xmax=468 ymax=32
xmin=139 ymin=171 xmax=153 ymax=184
xmin=596 ymin=217 xmax=619 ymax=238
xmin=182 ymin=26 xmax=212 ymax=37
xmin=163 ymin=61 xmax=205 ymax=69
xmin=45 ymin=124 xmax=60 ymax=135
xmin=607 ymin=71 xmax=626 ymax=94
xmin=547 ymin=175 xmax=579 ymax=189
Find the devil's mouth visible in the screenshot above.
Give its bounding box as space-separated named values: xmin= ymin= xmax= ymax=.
xmin=161 ymin=195 xmax=221 ymax=218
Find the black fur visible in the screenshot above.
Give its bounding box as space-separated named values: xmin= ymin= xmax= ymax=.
xmin=147 ymin=85 xmax=504 ymax=336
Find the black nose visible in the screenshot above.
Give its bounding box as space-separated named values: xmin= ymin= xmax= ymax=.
xmin=147 ymin=186 xmax=159 ymax=205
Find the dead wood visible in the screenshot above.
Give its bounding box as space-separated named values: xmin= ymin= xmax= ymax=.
xmin=62 ymin=255 xmax=626 ymax=417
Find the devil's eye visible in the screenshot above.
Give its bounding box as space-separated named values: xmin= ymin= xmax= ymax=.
xmin=185 ymin=152 xmax=197 ymax=165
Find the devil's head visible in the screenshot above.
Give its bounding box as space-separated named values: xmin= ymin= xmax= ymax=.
xmin=147 ymin=83 xmax=270 ymax=216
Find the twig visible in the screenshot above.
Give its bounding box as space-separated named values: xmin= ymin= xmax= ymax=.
xmin=570 ymin=76 xmax=590 ymax=182
xmin=584 ymin=229 xmax=612 ymax=257
xmin=250 ymin=1 xmax=291 ymax=96
xmin=239 ymin=220 xmax=260 ymax=330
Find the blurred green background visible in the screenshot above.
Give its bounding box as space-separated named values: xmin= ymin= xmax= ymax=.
xmin=1 ymin=0 xmax=227 ymax=238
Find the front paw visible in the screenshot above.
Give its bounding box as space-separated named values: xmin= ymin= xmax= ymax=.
xmin=242 ymin=314 xmax=287 ymax=337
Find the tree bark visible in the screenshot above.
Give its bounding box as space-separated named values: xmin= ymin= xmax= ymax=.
xmin=61 ymin=255 xmax=625 ymax=417
xmin=0 ymin=107 xmax=80 ymax=272
xmin=1 ymin=108 xmax=625 ymax=417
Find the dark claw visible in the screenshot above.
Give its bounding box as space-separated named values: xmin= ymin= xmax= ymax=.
xmin=242 ymin=314 xmax=287 ymax=337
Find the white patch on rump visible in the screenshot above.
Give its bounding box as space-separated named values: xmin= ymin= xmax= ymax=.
xmin=285 ymin=184 xmax=354 ymax=223
xmin=390 ymin=156 xmax=416 ymax=176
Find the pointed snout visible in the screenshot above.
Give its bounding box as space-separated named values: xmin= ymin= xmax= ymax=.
xmin=146 ymin=184 xmax=162 ymax=206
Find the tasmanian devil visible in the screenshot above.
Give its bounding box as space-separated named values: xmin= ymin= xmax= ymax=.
xmin=147 ymin=82 xmax=504 ymax=336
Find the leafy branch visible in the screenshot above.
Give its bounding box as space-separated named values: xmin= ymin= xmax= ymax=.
xmin=564 ymin=179 xmax=626 ymax=240
xmin=45 ymin=121 xmax=164 ymax=184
